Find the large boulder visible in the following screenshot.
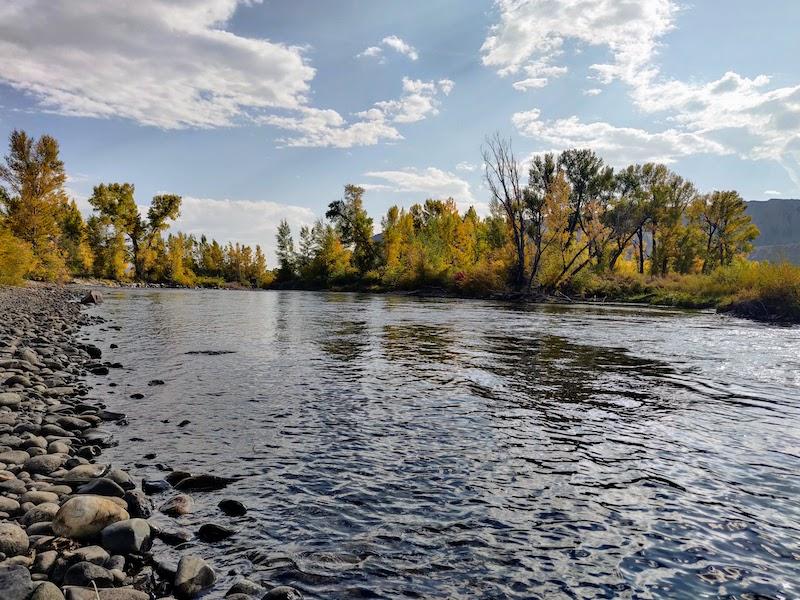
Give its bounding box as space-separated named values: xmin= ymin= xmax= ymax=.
xmin=52 ymin=496 xmax=130 ymax=540
xmin=174 ymin=555 xmax=215 ymax=599
xmin=0 ymin=522 xmax=29 ymax=557
xmin=80 ymin=290 xmax=104 ymax=304
xmin=0 ymin=564 xmax=33 ymax=600
xmin=101 ymin=519 xmax=152 ymax=554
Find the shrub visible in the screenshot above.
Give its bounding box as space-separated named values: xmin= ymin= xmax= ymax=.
xmin=0 ymin=228 xmax=35 ymax=285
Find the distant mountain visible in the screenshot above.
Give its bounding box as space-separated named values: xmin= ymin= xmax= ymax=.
xmin=746 ymin=198 xmax=800 ymax=264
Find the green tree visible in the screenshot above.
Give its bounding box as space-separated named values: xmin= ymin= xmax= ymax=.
xmin=275 ymin=219 xmax=296 ymax=280
xmin=88 ymin=183 xmax=181 ymax=280
xmin=693 ymin=191 xmax=759 ymax=272
xmin=326 ymin=184 xmax=375 ymax=275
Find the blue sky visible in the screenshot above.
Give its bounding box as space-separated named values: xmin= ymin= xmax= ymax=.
xmin=1 ymin=0 xmax=799 ymax=260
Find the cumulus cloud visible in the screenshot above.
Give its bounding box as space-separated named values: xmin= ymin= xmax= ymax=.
xmin=481 ymin=0 xmax=675 ymax=86
xmin=266 ymin=78 xmax=453 ymax=147
xmin=362 ymin=167 xmax=486 ymax=213
xmin=358 ymin=35 xmax=419 ymax=61
xmin=485 ymin=0 xmax=800 ymax=187
xmin=583 ymin=88 xmax=603 ymax=96
xmin=456 ymin=161 xmax=478 ymax=172
xmin=0 ymin=0 xmax=314 ymax=129
xmin=512 ymin=109 xmax=729 ymax=166
xmin=172 ymin=196 xmax=316 ymax=263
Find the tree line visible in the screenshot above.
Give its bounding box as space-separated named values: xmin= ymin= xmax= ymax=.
xmin=0 ymin=130 xmax=271 ymax=287
xmin=1 ymin=129 xmax=759 ymax=294
xmin=274 ymin=134 xmax=759 ymax=293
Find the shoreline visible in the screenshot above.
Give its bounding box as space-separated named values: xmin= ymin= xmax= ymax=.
xmin=0 ymin=285 xmax=296 ymax=600
xmin=71 ymin=278 xmax=797 ymax=326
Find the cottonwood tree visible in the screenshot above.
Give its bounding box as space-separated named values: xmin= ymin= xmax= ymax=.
xmin=483 ymin=134 xmax=528 ymax=290
xmin=88 ymin=183 xmax=181 ymax=280
xmin=693 ymin=191 xmax=759 ymax=272
xmin=0 ymin=130 xmax=69 ymax=279
xmin=326 ymin=184 xmax=375 ymax=275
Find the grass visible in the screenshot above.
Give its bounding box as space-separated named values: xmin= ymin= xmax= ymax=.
xmin=572 ymin=261 xmax=800 ymax=323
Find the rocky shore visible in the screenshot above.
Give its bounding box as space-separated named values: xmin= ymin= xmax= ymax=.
xmin=0 ymin=286 xmax=300 ymax=600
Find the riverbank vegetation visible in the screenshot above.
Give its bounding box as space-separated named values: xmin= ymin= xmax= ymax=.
xmin=1 ymin=129 xmax=798 ymax=321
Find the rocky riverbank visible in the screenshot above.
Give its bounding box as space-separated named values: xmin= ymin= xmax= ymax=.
xmin=0 ymin=286 xmax=300 ymax=600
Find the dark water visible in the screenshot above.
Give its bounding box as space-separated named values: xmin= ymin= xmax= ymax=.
xmin=83 ymin=289 xmax=800 ymax=599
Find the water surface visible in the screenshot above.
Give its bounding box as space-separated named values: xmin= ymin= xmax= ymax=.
xmin=84 ymin=289 xmax=800 ymax=599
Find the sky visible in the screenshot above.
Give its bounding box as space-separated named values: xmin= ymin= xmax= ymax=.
xmin=1 ymin=0 xmax=799 ymax=261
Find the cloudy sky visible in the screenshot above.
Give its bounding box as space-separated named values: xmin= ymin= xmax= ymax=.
xmin=1 ymin=0 xmax=799 ymax=260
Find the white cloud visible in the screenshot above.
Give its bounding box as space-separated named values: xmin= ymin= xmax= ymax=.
xmin=357 ymin=46 xmax=383 ymax=60
xmin=363 ymin=167 xmax=486 ymax=213
xmin=481 ymin=0 xmax=675 ymax=86
xmin=512 ymin=108 xmax=729 ymax=165
xmin=0 ymin=0 xmax=314 ymax=129
xmin=266 ymin=77 xmax=453 ymax=147
xmin=366 ymin=78 xmax=453 ymax=124
xmin=382 ymin=35 xmax=419 ymax=61
xmin=456 ymin=161 xmax=477 ymax=172
xmin=172 ymin=196 xmax=315 ymax=263
xmin=764 ymin=190 xmax=782 ymax=196
xmin=358 ymin=35 xmax=419 ymax=62
xmin=486 ymin=1 xmax=800 ymax=188
xmin=262 ymin=107 xmax=403 ymax=148
xmin=583 ymin=88 xmax=603 ymax=96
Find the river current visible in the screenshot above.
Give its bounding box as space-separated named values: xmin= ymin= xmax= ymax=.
xmin=82 ymin=289 xmax=800 ymax=599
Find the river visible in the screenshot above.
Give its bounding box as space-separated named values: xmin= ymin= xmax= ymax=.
xmin=82 ymin=288 xmax=800 ymax=599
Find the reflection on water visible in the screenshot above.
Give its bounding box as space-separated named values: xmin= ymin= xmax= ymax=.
xmin=84 ymin=290 xmax=800 ymax=599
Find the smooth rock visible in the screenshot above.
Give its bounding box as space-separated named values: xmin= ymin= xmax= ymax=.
xmin=31 ymin=581 xmax=65 ymax=600
xmin=24 ymin=453 xmax=69 ymax=475
xmin=80 ymin=290 xmax=103 ymax=305
xmin=101 ymin=519 xmax=151 ymax=554
xmin=124 ymin=489 xmax=152 ymax=518
xmin=63 ymin=561 xmax=114 ymax=587
xmin=174 ymin=555 xmax=215 ymax=599
xmin=0 ymin=564 xmax=34 ymax=600
xmin=142 ymin=478 xmax=171 ymax=495
xmin=52 ymin=496 xmax=130 ymax=540
xmin=263 ymin=586 xmax=303 ymax=600
xmin=160 ymin=493 xmax=194 ymax=516
xmin=76 ymin=477 xmax=125 ymax=498
xmin=198 ymin=523 xmax=235 ymax=542
xmin=0 ymin=392 xmax=22 ymax=407
xmin=65 ymin=588 xmax=148 ymax=600
xmin=22 ymin=502 xmax=60 ymax=526
xmin=174 ymin=474 xmax=235 ymax=492
xmin=0 ymin=522 xmax=29 ymax=557
xmin=218 ymin=499 xmax=247 ymax=516
xmin=226 ymin=579 xmax=265 ymax=597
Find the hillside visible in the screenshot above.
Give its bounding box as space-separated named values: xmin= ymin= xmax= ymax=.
xmin=746 ymin=198 xmax=800 ymax=263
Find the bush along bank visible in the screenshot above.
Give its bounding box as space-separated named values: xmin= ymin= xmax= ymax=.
xmin=0 ymin=286 xmax=302 ymax=600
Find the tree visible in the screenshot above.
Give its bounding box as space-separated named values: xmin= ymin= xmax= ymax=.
xmin=0 ymin=130 xmax=68 ymax=280
xmin=326 ymin=184 xmax=375 ymax=275
xmin=694 ymin=191 xmax=759 ymax=272
xmin=88 ymin=183 xmax=181 ymax=280
xmin=275 ymin=219 xmax=296 ymax=280
xmin=59 ymin=199 xmax=93 ymax=274
xmin=483 ymin=134 xmax=527 ymax=290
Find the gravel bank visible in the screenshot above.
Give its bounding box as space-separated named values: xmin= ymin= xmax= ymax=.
xmin=0 ymin=286 xmax=298 ymax=600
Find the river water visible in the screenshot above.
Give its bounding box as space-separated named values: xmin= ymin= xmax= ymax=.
xmin=82 ymin=289 xmax=800 ymax=599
